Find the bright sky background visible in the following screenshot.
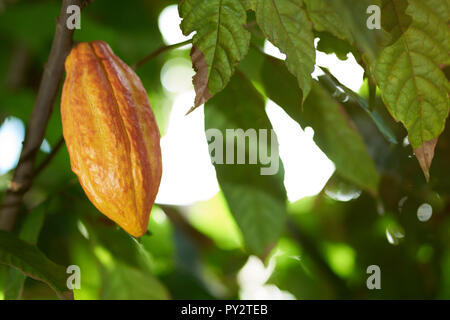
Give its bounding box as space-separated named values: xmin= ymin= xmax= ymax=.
xmin=0 ymin=117 xmax=25 ymax=175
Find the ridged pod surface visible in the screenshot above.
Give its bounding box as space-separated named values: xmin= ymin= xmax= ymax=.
xmin=61 ymin=41 xmax=162 ymax=237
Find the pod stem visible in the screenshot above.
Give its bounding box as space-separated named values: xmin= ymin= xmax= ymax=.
xmin=132 ymin=39 xmax=192 ymax=70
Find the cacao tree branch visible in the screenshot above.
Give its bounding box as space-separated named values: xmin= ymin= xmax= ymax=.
xmin=33 ymin=136 xmax=65 ymax=178
xmin=0 ymin=0 xmax=91 ymax=231
xmin=132 ymin=39 xmax=192 ymax=70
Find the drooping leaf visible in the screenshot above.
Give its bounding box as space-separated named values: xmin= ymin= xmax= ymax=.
xmin=179 ymin=0 xmax=251 ymax=110
xmin=325 ymin=0 xmax=384 ymax=62
xmin=304 ymin=0 xmax=353 ymax=43
xmin=254 ymin=0 xmax=315 ymax=101
xmin=373 ymin=0 xmax=450 ymax=175
xmin=0 ymin=230 xmax=72 ymax=300
xmin=260 ymin=56 xmax=380 ymax=194
xmin=205 ymin=72 xmax=287 ymax=256
xmin=4 ymin=205 xmax=46 ymax=300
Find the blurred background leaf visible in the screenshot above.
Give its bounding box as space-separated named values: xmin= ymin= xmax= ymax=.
xmin=205 ymin=73 xmax=287 ymax=256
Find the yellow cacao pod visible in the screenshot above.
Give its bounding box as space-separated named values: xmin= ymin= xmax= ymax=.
xmin=61 ymin=41 xmax=162 ymax=237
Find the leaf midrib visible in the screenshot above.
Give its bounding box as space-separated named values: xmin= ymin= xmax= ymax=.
xmin=208 ymin=0 xmax=223 ymax=81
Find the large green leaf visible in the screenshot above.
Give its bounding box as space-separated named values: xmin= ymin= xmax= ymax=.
xmin=380 ymin=0 xmax=411 ymax=45
xmin=260 ymin=56 xmax=380 ymax=194
xmin=241 ymin=0 xmax=256 ymax=11
xmin=254 ymin=0 xmax=315 ymax=101
xmin=0 ymin=230 xmax=72 ymax=299
xmin=205 ymin=73 xmax=287 ymax=256
xmin=326 ymin=0 xmax=384 ymax=62
xmin=4 ymin=205 xmax=46 ymax=300
xmin=179 ymin=0 xmax=251 ymax=110
xmin=373 ymin=0 xmax=450 ymax=177
xmin=304 ymin=0 xmax=353 ymax=43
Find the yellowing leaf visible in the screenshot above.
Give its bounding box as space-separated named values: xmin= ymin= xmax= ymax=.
xmin=373 ymin=0 xmax=450 ymax=178
xmin=179 ymin=0 xmax=251 ymax=110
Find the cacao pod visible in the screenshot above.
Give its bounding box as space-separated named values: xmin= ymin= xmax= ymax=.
xmin=61 ymin=41 xmax=162 ymax=237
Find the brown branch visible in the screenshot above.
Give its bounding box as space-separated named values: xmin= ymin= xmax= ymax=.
xmin=33 ymin=136 xmax=65 ymax=178
xmin=0 ymin=0 xmax=91 ymax=231
xmin=132 ymin=39 xmax=192 ymax=70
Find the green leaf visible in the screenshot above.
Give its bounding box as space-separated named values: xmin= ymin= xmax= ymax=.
xmin=241 ymin=0 xmax=256 ymax=11
xmin=205 ymin=73 xmax=287 ymax=256
xmin=315 ymin=32 xmax=354 ymax=61
xmin=326 ymin=0 xmax=384 ymax=63
xmin=380 ymin=0 xmax=412 ymax=45
xmin=0 ymin=230 xmax=72 ymax=300
xmin=86 ymin=223 xmax=153 ymax=273
xmin=260 ymin=56 xmax=380 ymax=194
xmin=4 ymin=205 xmax=46 ymax=300
xmin=374 ymin=0 xmax=449 ymax=149
xmin=101 ymin=261 xmax=169 ymax=300
xmin=304 ymin=0 xmax=353 ymax=43
xmin=179 ymin=0 xmax=251 ymax=109
xmin=254 ymin=0 xmax=315 ymax=101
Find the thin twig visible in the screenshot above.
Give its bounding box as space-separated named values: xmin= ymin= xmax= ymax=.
xmin=159 ymin=204 xmax=215 ymax=250
xmin=0 ymin=0 xmax=91 ymax=231
xmin=33 ymin=136 xmax=65 ymax=178
xmin=132 ymin=39 xmax=192 ymax=70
